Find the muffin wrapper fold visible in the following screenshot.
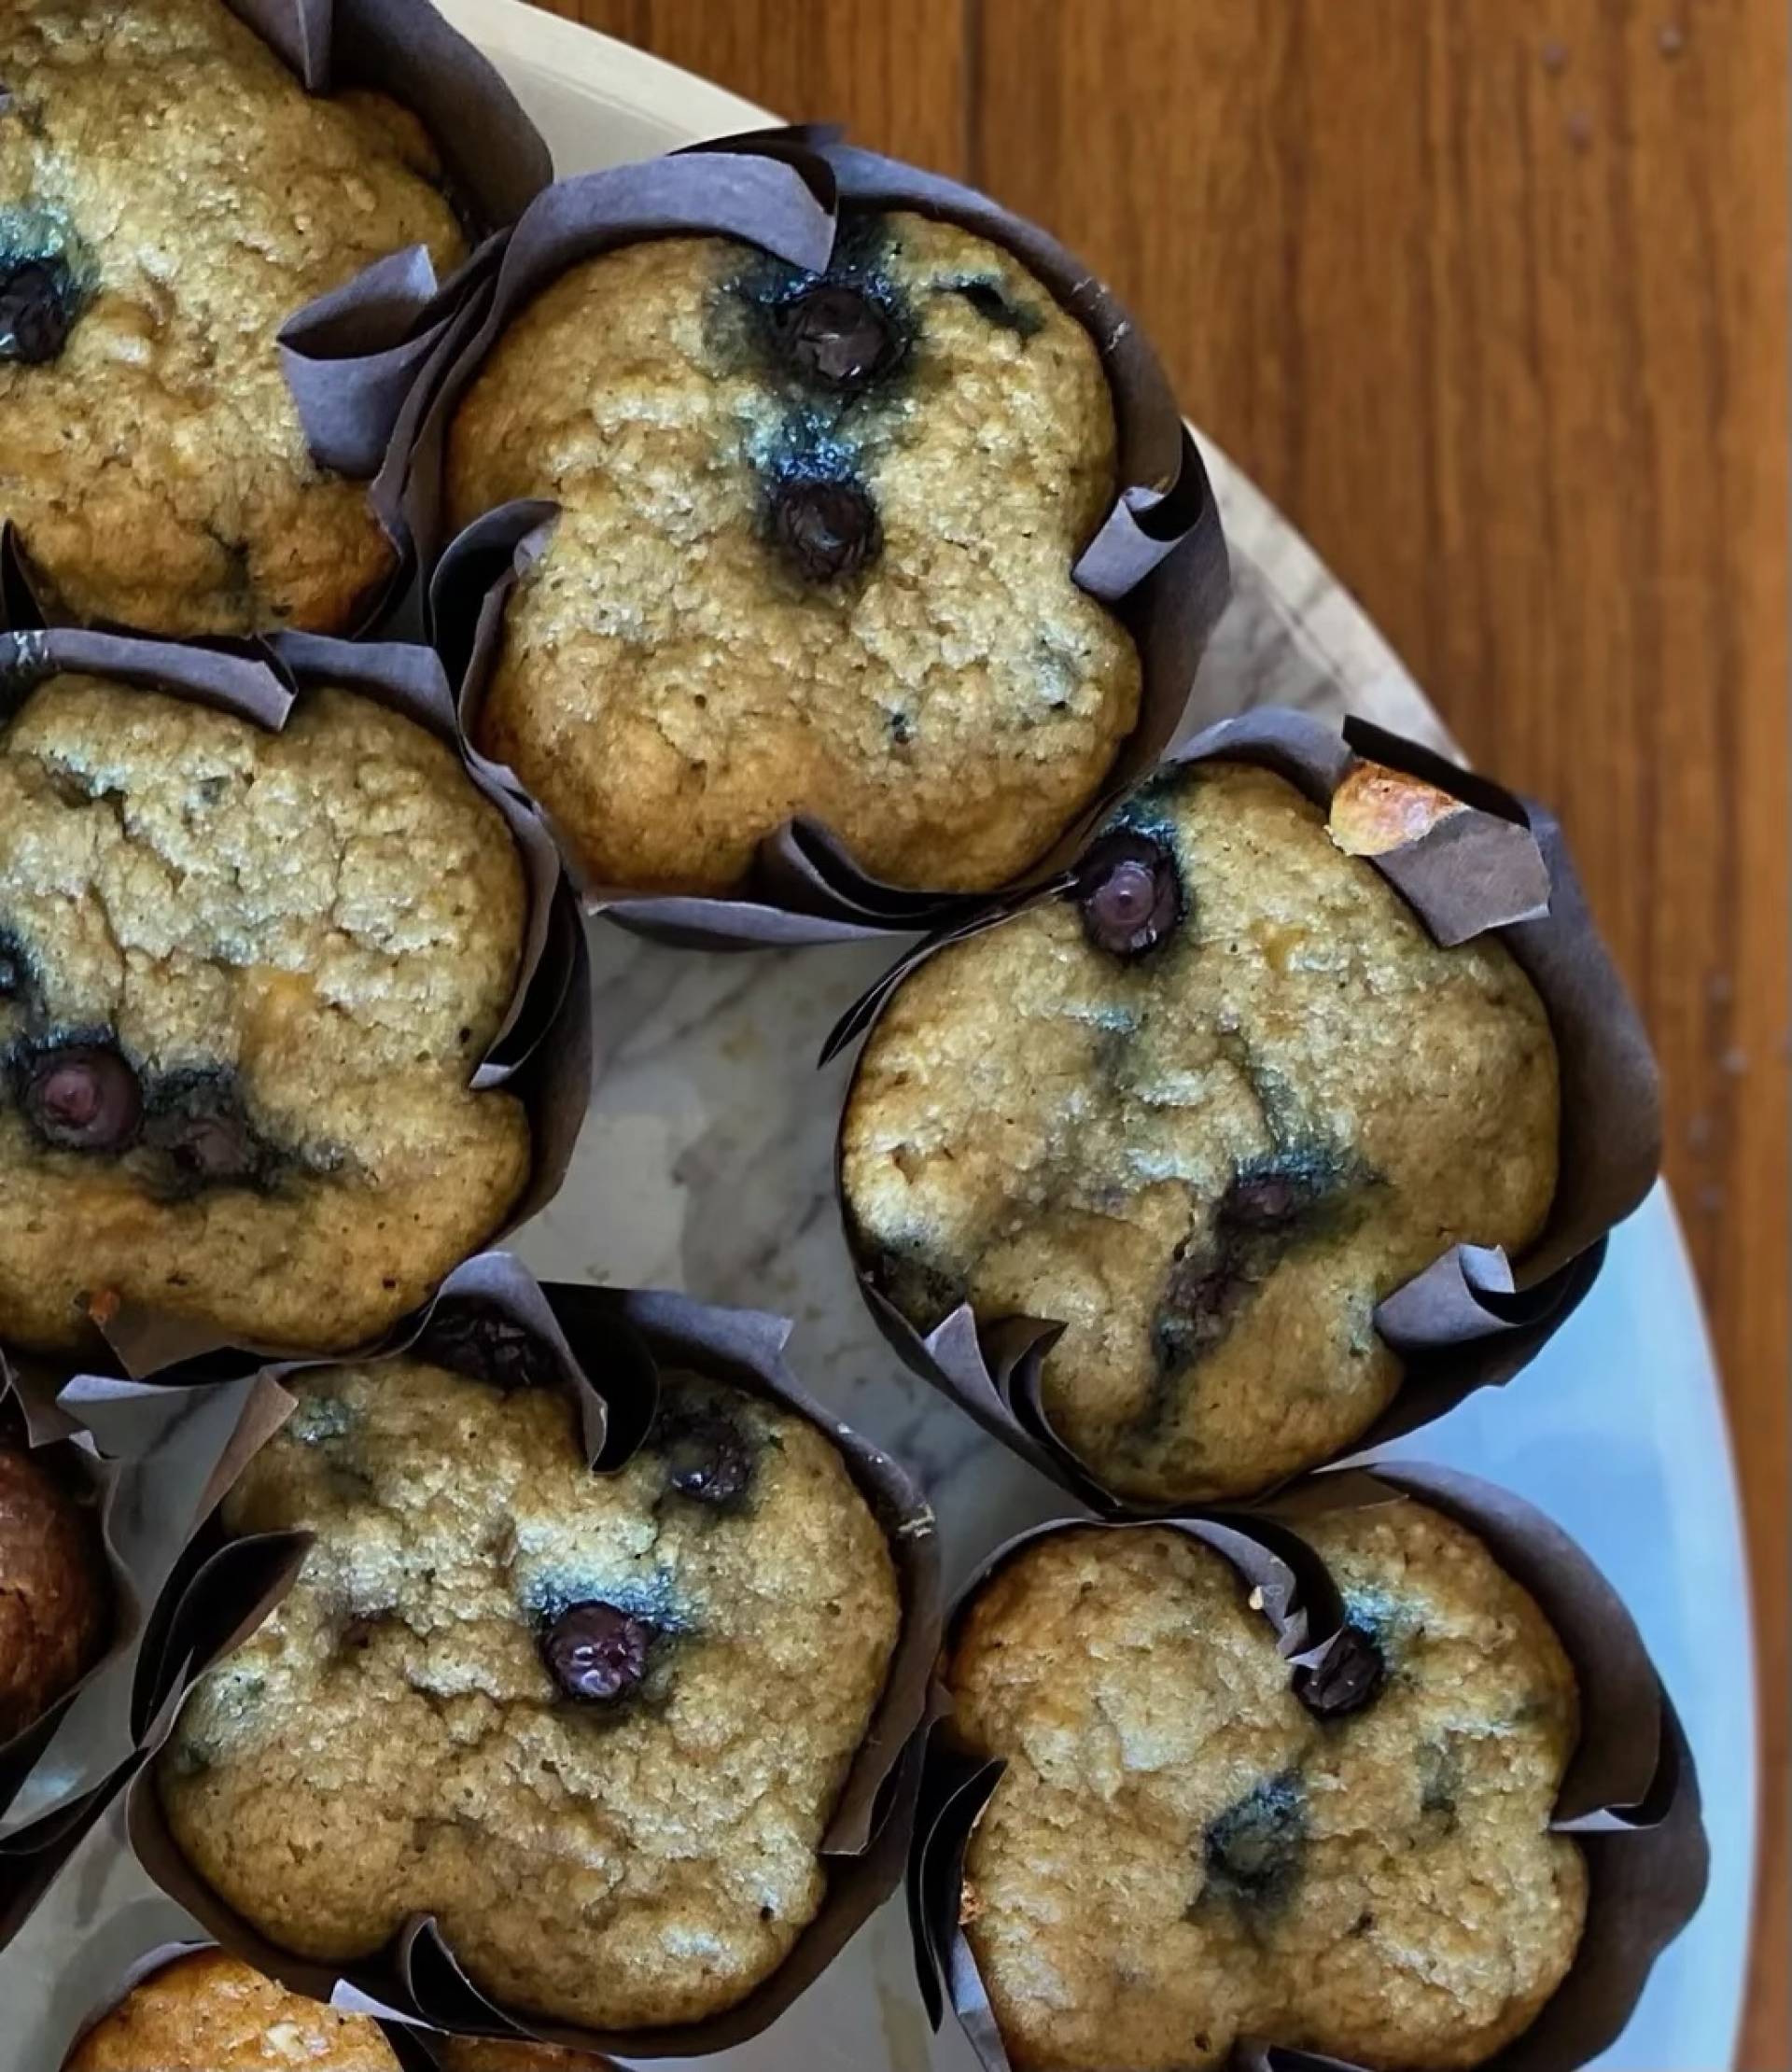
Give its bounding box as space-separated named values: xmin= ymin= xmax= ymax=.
xmin=96 ymin=1252 xmax=942 ymax=2058
xmin=0 ymin=1362 xmax=294 ymax=1949
xmin=910 ymin=1463 xmax=1707 ymax=2072
xmin=404 ymin=126 xmax=1231 ymax=945
xmin=227 ymin=0 xmax=552 ymax=229
xmin=245 ymin=0 xmax=553 ymax=495
xmin=37 ymin=1933 xmax=442 ymax=2072
xmin=829 ymin=706 xmax=1662 ymax=1511
xmin=0 ymin=614 xmax=592 ymax=1374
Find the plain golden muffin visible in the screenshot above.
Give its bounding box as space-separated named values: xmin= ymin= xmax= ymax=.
xmin=0 ymin=673 xmax=530 ymax=1353
xmin=0 ymin=1439 xmax=107 ymax=1738
xmin=841 ymin=759 xmax=1560 ymax=1503
xmin=446 ymin=216 xmax=1140 ymax=895
xmin=158 ymin=1352 xmax=903 ymax=2032
xmin=0 ymin=0 xmax=466 ymax=634
xmin=945 ymin=1505 xmax=1587 ymax=2072
xmin=65 ymin=1950 xmax=402 ymax=2071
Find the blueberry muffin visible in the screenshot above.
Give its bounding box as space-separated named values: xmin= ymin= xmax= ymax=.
xmin=445 ymin=216 xmax=1139 ymax=895
xmin=0 ymin=1438 xmax=106 ymax=1738
xmin=157 ymin=1351 xmax=903 ymax=2032
xmin=0 ymin=671 xmax=530 ymax=1353
xmin=841 ymin=758 xmax=1560 ymax=1503
xmin=0 ymin=0 xmax=466 ymax=634
xmin=945 ymin=1503 xmax=1587 ymax=2071
xmin=65 ymin=1950 xmax=403 ymax=2070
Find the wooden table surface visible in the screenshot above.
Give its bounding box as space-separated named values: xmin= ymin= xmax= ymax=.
xmin=537 ymin=4 xmax=1788 ymax=2062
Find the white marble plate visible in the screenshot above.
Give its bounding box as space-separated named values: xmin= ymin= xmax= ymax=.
xmin=0 ymin=9 xmax=1754 ymax=2070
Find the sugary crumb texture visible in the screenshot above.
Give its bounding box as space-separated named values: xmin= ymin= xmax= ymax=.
xmin=0 ymin=0 xmax=465 ymax=633
xmin=0 ymin=673 xmax=529 ymax=1352
xmin=64 ymin=1950 xmax=403 ymax=2071
xmin=447 ymin=216 xmax=1141 ymax=895
xmin=946 ymin=1503 xmax=1587 ymax=2072
xmin=158 ymin=1357 xmax=903 ymax=2032
xmin=0 ymin=1438 xmax=108 ymax=1738
xmin=842 ymin=761 xmax=1561 ymax=1502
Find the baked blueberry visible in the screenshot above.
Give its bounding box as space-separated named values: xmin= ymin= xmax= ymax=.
xmin=842 ymin=759 xmax=1559 ymax=1503
xmin=943 ymin=1505 xmax=1586 ymax=2070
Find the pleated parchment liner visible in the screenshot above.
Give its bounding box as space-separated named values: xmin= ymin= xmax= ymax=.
xmin=0 ymin=618 xmax=592 ymax=1374
xmin=7 ymin=0 xmax=552 ymax=635
xmin=826 ymin=706 xmax=1663 ymax=1514
xmin=910 ymin=1464 xmax=1708 ymax=2072
xmin=45 ymin=1938 xmax=441 ymax=2072
xmin=0 ymin=1360 xmax=293 ymax=1953
xmin=245 ymin=0 xmax=553 ymax=570
xmin=86 ymin=1252 xmax=941 ymax=2059
xmin=390 ymin=125 xmax=1231 ymax=946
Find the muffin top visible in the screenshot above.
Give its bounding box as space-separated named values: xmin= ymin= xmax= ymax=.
xmin=841 ymin=758 xmax=1560 ymax=1502
xmin=157 ymin=1352 xmax=903 ymax=2033
xmin=0 ymin=0 xmax=466 ymax=634
xmin=0 ymin=672 xmax=530 ymax=1352
xmin=945 ymin=1502 xmax=1587 ymax=2072
xmin=65 ymin=1950 xmax=402 ymax=2071
xmin=0 ymin=1437 xmax=107 ymax=1739
xmin=446 ymin=213 xmax=1139 ymax=896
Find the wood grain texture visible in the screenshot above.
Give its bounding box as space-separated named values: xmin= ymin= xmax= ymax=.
xmin=530 ymin=5 xmax=1786 ymax=2062
xmin=546 ymin=0 xmax=968 ymax=172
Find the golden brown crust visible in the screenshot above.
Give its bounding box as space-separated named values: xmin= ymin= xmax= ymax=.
xmin=0 ymin=0 xmax=466 ymax=634
xmin=947 ymin=1504 xmax=1587 ymax=2072
xmin=159 ymin=1361 xmax=903 ymax=2032
xmin=448 ymin=216 xmax=1138 ymax=894
xmin=65 ymin=1950 xmax=402 ymax=2071
xmin=841 ymin=759 xmax=1560 ymax=1502
xmin=0 ymin=1441 xmax=107 ymax=1739
xmin=1327 ymin=759 xmax=1469 ymax=856
xmin=0 ymin=676 xmax=530 ymax=1353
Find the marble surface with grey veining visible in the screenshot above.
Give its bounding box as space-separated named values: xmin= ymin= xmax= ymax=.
xmin=0 ymin=465 xmax=1449 ymax=2072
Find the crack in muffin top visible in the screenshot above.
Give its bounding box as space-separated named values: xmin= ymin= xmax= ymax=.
xmin=0 ymin=671 xmax=529 ymax=1351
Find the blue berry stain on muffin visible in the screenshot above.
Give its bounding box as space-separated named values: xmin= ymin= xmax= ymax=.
xmin=156 ymin=1349 xmax=902 ymax=2030
xmin=449 ymin=206 xmax=1139 ymax=894
xmin=1 ymin=0 xmax=469 ymax=633
xmin=943 ymin=1507 xmax=1586 ymax=2070
xmin=1199 ymin=1771 xmax=1309 ymax=1911
xmin=0 ymin=671 xmax=531 ymax=1353
xmin=842 ymin=758 xmax=1560 ymax=1502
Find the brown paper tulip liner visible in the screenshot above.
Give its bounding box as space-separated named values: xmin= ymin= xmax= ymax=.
xmin=825 ymin=706 xmax=1663 ymax=1515
xmin=0 ymin=1357 xmax=296 ymax=1951
xmin=256 ymin=0 xmax=553 ymax=493
xmin=910 ymin=1463 xmax=1708 ymax=2072
xmin=402 ymin=125 xmax=1231 ymax=947
xmin=44 ymin=1938 xmax=442 ymax=2072
xmin=0 ymin=613 xmax=593 ymax=1377
xmin=1 ymin=0 xmax=551 ymax=637
xmin=103 ymin=1251 xmax=942 ymax=2060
